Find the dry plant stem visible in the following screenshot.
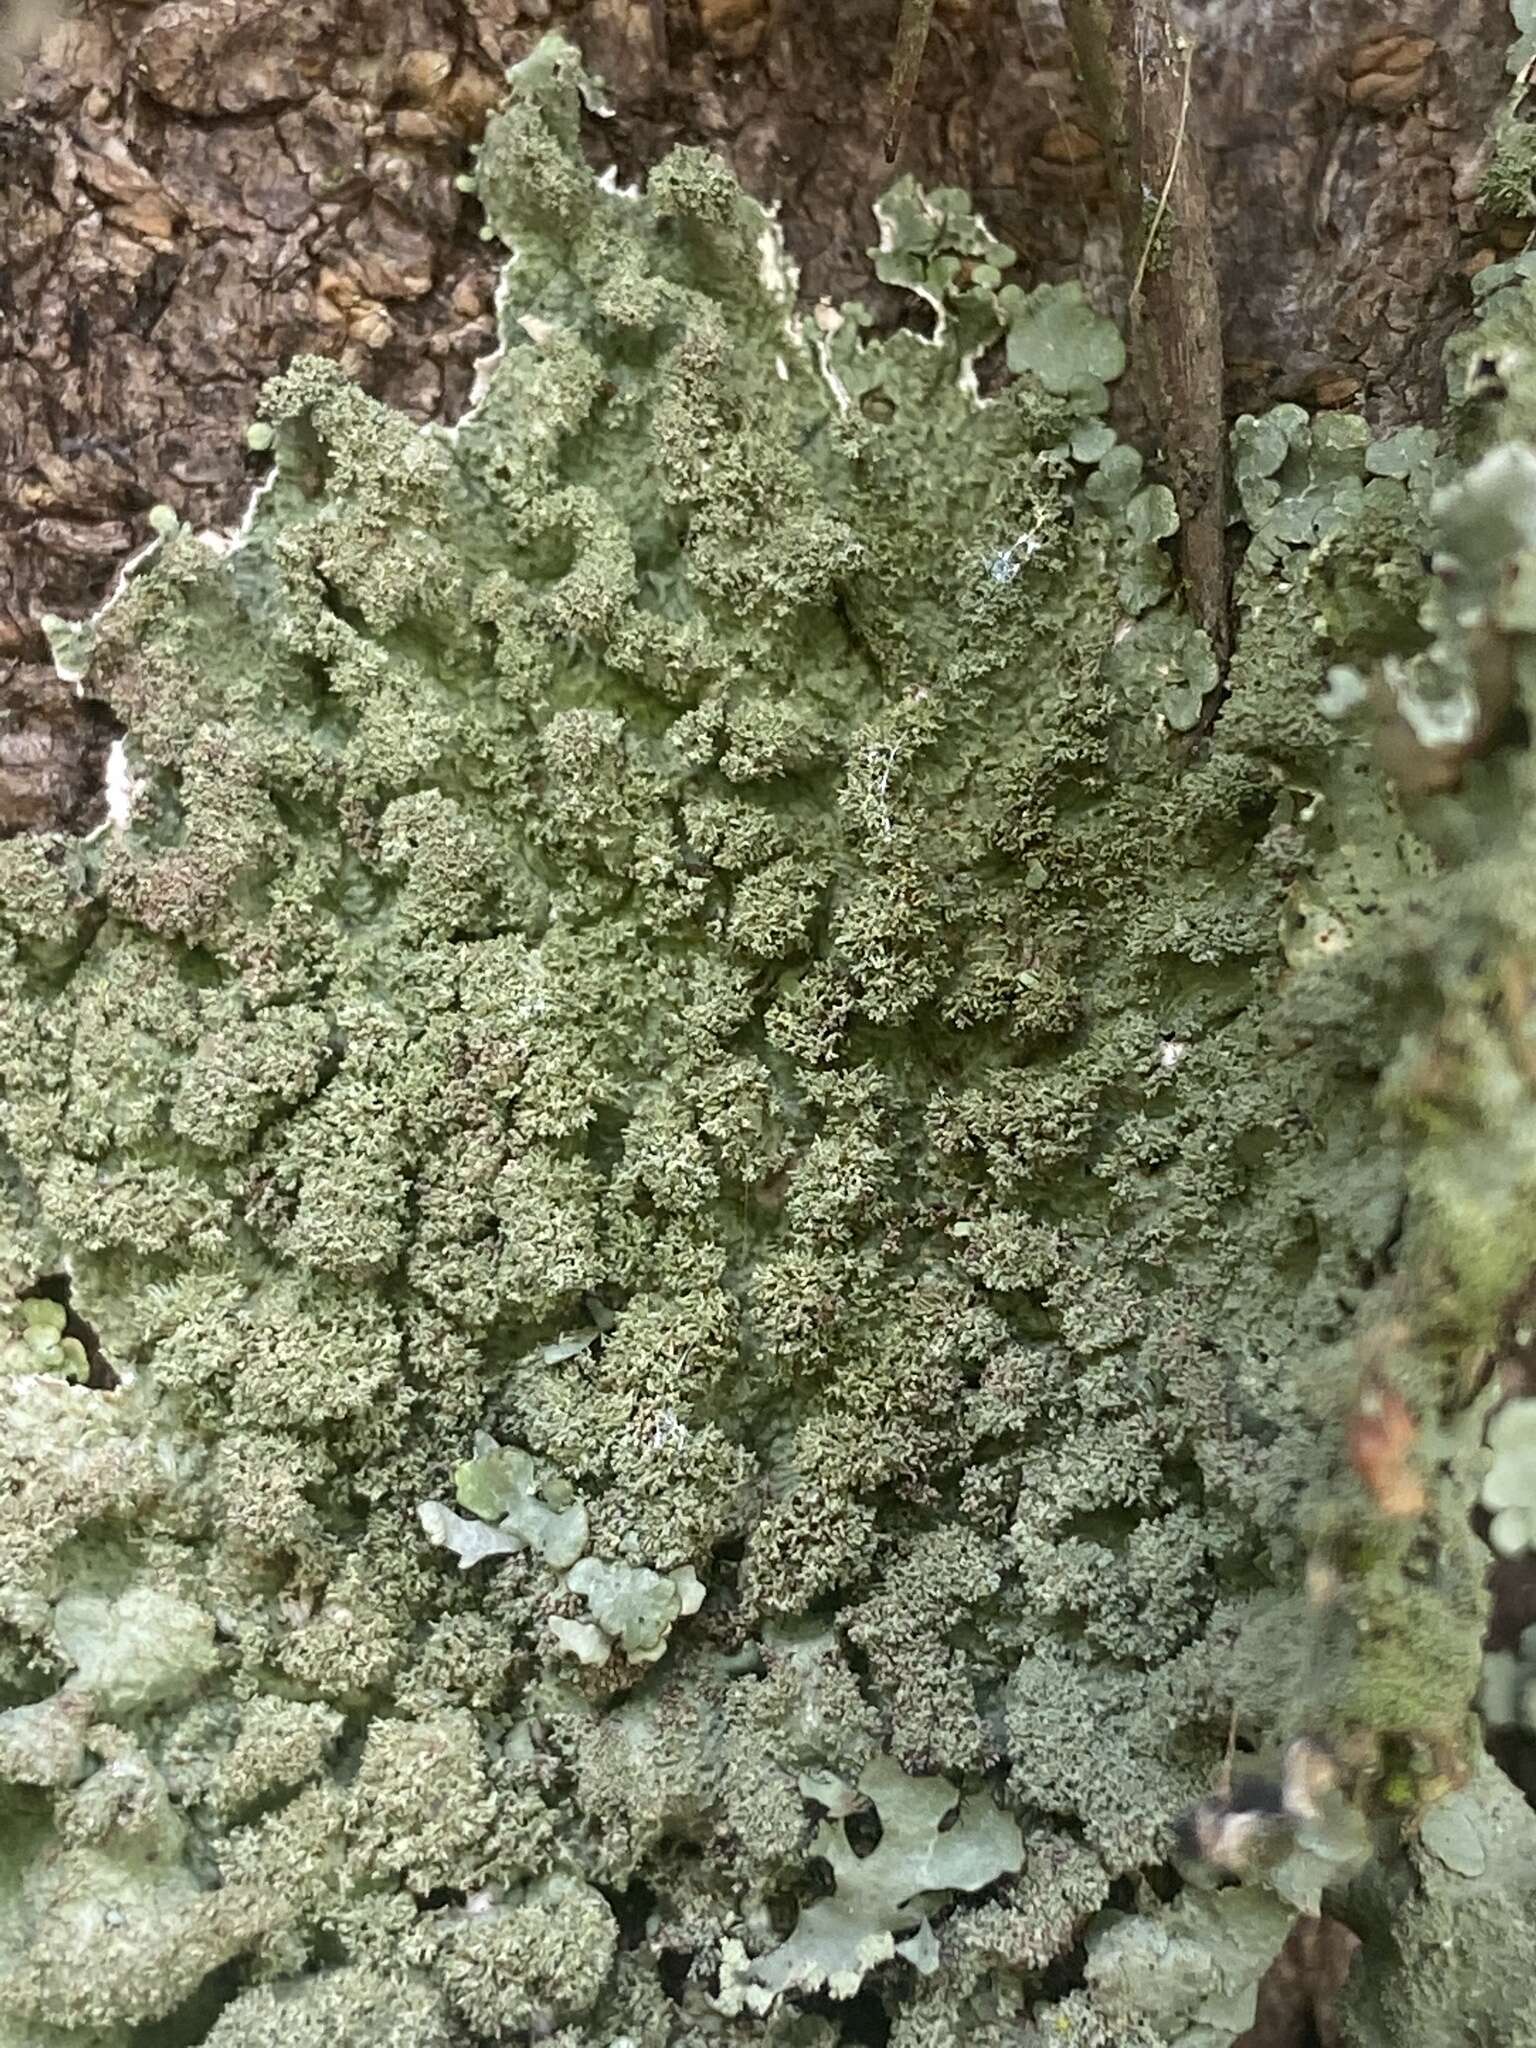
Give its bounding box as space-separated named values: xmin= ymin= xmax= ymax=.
xmin=1063 ymin=0 xmax=1230 ymax=662
xmin=884 ymin=0 xmax=938 ymax=160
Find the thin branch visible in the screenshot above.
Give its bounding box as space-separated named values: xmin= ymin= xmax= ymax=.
xmin=884 ymin=0 xmax=937 ymax=162
xmin=1064 ymin=0 xmax=1230 ymax=664
xmin=1129 ymin=28 xmax=1192 ymax=308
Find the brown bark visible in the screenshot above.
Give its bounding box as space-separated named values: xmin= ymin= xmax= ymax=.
xmin=1135 ymin=5 xmax=1226 ymax=661
xmin=1242 ymin=1915 xmax=1359 ymax=2048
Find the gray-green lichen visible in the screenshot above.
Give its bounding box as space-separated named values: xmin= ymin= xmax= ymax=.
xmin=1334 ymin=1761 xmax=1536 ymax=2048
xmin=717 ymin=1756 xmax=1023 ymax=2008
xmin=1 ymin=1296 xmax=88 ymax=1385
xmin=3 ymin=28 xmax=1534 ymax=2048
xmin=1482 ymin=1399 xmax=1536 ymax=1556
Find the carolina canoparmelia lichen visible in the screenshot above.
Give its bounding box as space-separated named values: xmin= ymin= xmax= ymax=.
xmin=0 ymin=31 xmax=1520 ymax=2048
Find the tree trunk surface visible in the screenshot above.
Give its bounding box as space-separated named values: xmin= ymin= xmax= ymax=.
xmin=0 ymin=6 xmax=1521 ymax=2033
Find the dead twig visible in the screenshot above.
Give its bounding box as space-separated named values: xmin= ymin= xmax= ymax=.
xmin=1063 ymin=0 xmax=1230 ymax=664
xmin=884 ymin=0 xmax=937 ymax=161
xmin=1129 ymin=26 xmax=1192 ymax=306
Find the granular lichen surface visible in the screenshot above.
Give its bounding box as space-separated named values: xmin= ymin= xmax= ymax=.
xmin=0 ymin=36 xmax=1494 ymax=2048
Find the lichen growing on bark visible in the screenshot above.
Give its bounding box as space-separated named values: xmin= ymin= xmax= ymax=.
xmin=0 ymin=31 xmax=1529 ymax=2048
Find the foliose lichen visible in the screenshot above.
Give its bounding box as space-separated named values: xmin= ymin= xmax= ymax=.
xmin=1482 ymin=1399 xmax=1536 ymax=1556
xmin=4 ymin=27 xmax=1536 ymax=2048
xmin=0 ymin=1295 xmax=88 ymax=1385
xmin=717 ymin=1755 xmax=1024 ymax=2009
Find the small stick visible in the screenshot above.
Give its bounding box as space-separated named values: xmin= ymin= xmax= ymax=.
xmin=884 ymin=0 xmax=937 ymax=162
xmin=1129 ymin=28 xmax=1192 ymax=309
xmin=1219 ymin=1703 xmax=1238 ymax=1798
xmin=1064 ymin=0 xmax=1230 ymax=664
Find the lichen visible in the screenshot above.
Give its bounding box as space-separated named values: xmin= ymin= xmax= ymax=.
xmin=1333 ymin=1761 xmax=1536 ymax=2048
xmin=1482 ymin=119 xmax=1536 ymax=220
xmin=717 ymin=1756 xmax=1024 ymax=2008
xmin=0 ymin=1295 xmax=87 ymax=1385
xmin=4 ymin=27 xmax=1535 ymax=2048
xmin=1482 ymin=1399 xmax=1536 ymax=1555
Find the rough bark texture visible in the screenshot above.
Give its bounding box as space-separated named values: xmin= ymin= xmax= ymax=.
xmin=1245 ymin=1916 xmax=1359 ymax=2048
xmin=0 ymin=0 xmax=1515 ymax=838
